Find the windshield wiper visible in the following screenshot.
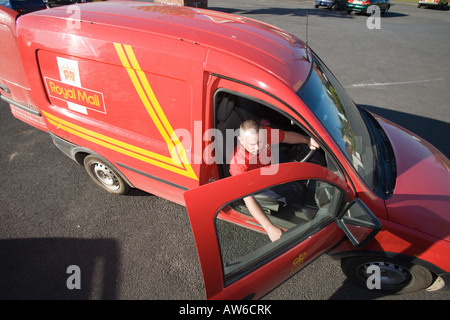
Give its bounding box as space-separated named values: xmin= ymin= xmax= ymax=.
xmin=360 ymin=109 xmax=396 ymax=199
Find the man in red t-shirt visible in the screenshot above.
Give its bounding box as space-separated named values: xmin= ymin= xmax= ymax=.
xmin=229 ymin=119 xmax=320 ymax=242
xmin=229 ymin=125 xmax=284 ymax=176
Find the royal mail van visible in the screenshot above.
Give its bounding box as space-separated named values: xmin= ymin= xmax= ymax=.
xmin=1 ymin=2 xmax=449 ymax=300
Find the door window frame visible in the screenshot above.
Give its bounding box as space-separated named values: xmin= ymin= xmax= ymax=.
xmin=215 ymin=178 xmax=346 ymax=286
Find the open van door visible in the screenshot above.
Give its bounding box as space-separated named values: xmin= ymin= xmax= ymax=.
xmin=0 ymin=6 xmax=47 ymax=131
xmin=184 ymin=162 xmax=381 ymax=300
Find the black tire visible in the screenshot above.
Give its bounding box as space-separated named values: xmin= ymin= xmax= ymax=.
xmin=341 ymin=256 xmax=433 ymax=294
xmin=83 ymin=155 xmax=130 ymax=195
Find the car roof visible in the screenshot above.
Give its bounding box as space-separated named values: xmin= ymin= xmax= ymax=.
xmin=27 ymin=2 xmax=312 ymax=90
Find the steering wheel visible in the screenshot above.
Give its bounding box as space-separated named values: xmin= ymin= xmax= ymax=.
xmin=288 ymin=144 xmax=317 ymax=163
xmin=299 ymin=148 xmax=316 ymax=162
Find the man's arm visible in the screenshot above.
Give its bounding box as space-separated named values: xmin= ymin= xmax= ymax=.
xmin=243 ymin=195 xmax=283 ymax=242
xmin=282 ymin=131 xmax=320 ymax=149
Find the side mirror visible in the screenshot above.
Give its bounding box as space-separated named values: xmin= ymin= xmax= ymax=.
xmin=336 ymin=199 xmax=381 ymax=248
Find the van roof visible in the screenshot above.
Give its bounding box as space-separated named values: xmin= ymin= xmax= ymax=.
xmin=28 ymin=2 xmax=312 ymax=90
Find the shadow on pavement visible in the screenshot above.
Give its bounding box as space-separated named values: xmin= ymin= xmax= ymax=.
xmin=361 ymin=104 xmax=450 ymax=158
xmin=0 ymin=238 xmax=120 ymax=299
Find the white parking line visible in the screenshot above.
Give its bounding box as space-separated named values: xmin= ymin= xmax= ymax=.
xmin=345 ymin=77 xmax=445 ymax=88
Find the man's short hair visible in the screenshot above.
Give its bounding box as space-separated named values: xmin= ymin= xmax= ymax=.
xmin=240 ymin=119 xmax=262 ymax=137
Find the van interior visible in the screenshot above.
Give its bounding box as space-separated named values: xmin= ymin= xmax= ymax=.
xmin=213 ymin=91 xmax=335 ymax=231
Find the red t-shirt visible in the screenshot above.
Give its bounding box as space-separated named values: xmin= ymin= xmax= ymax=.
xmin=229 ymin=127 xmax=285 ymax=176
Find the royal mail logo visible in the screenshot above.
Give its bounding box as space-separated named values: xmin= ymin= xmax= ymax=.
xmin=57 ymin=57 xmax=81 ymax=87
xmin=44 ymin=77 xmax=106 ymax=114
xmin=63 ymin=67 xmax=76 ymax=82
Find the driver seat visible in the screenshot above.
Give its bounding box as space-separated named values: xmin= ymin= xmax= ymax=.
xmin=215 ymin=94 xmax=283 ymax=213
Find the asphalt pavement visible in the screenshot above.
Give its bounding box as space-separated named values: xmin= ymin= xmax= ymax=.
xmin=0 ymin=0 xmax=449 ymax=302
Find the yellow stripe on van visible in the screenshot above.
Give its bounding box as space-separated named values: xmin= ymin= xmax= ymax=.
xmin=43 ymin=111 xmax=198 ymax=180
xmin=113 ymin=43 xmax=197 ymax=180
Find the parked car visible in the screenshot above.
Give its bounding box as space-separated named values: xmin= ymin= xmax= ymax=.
xmin=0 ymin=0 xmax=45 ymax=13
xmin=417 ymin=0 xmax=448 ymax=9
xmin=347 ymin=0 xmax=390 ymax=14
xmin=315 ymin=0 xmax=340 ymax=10
xmin=45 ymin=0 xmax=94 ymax=8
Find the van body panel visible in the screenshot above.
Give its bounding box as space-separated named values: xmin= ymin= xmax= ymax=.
xmin=17 ymin=2 xmax=312 ymax=90
xmin=16 ymin=4 xmax=223 ymax=196
xmin=14 ymin=2 xmax=315 ymax=197
xmin=0 ymin=6 xmax=46 ymax=130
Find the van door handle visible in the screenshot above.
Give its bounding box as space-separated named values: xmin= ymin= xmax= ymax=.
xmin=0 ymin=83 xmax=11 ymax=94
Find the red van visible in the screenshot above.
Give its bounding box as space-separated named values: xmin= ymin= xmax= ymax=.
xmin=1 ymin=2 xmax=449 ymax=299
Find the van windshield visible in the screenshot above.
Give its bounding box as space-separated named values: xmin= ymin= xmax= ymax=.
xmin=298 ymin=54 xmax=376 ymax=190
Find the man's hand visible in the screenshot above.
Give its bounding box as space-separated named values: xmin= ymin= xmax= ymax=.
xmin=267 ymin=225 xmax=283 ymax=242
xmin=244 ymin=196 xmax=283 ymax=242
xmin=309 ymin=138 xmax=320 ymax=150
xmin=283 ymin=132 xmax=320 ymax=151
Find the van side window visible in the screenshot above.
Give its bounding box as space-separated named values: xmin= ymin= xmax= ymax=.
xmin=216 ymin=179 xmax=343 ymax=286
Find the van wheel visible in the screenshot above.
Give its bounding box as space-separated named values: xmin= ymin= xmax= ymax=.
xmin=83 ymin=155 xmax=130 ymax=195
xmin=341 ymin=256 xmax=433 ymax=294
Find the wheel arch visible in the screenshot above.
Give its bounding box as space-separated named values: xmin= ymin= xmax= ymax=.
xmin=76 ymin=150 xmax=135 ymax=189
xmin=50 ymin=132 xmax=135 ymax=188
xmin=330 ymin=249 xmax=447 ymax=280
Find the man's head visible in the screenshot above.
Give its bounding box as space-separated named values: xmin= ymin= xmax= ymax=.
xmin=238 ymin=119 xmax=265 ymax=155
